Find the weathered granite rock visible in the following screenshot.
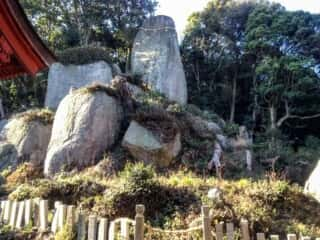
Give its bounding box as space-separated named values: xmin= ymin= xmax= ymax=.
xmin=44 ymin=88 xmax=123 ymax=176
xmin=184 ymin=113 xmax=222 ymax=138
xmin=0 ymin=142 xmax=18 ymax=171
xmin=305 ymin=160 xmax=320 ymax=202
xmin=131 ymin=15 xmax=187 ymax=105
xmin=112 ymin=64 xmax=122 ymax=76
xmin=0 ymin=120 xmax=7 ymax=133
xmin=45 ymin=61 xmax=113 ymax=109
xmin=0 ymin=112 xmax=52 ymax=169
xmin=122 ymin=121 xmax=181 ymax=167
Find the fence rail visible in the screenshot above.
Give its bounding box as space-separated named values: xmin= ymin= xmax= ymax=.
xmin=0 ymin=198 xmax=317 ymax=240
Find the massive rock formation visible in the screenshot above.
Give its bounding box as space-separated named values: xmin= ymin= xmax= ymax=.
xmin=305 ymin=160 xmax=320 ymax=202
xmin=131 ymin=15 xmax=187 ymax=105
xmin=44 ymin=87 xmax=123 ymax=176
xmin=45 ymin=61 xmax=113 ymax=109
xmin=122 ymin=121 xmax=181 ymax=168
xmin=0 ymin=110 xmax=52 ymax=170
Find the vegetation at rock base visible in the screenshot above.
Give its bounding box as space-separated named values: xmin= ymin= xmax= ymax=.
xmin=3 ymin=163 xmax=320 ymax=238
xmin=14 ymin=109 xmax=54 ymax=125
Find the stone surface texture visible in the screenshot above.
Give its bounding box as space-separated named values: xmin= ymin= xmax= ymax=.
xmin=131 ymin=15 xmax=187 ymax=105
xmin=45 ymin=61 xmax=113 ymax=109
xmin=122 ymin=121 xmax=181 ymax=167
xmin=44 ymin=89 xmax=123 ymax=176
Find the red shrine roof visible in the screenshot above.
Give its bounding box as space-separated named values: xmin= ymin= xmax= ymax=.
xmin=0 ymin=0 xmax=56 ymax=80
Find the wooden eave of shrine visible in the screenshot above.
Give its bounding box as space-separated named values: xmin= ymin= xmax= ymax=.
xmin=0 ymin=0 xmax=56 ymax=80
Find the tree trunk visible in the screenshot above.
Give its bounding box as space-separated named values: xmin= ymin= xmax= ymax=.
xmin=125 ymin=47 xmax=132 ymax=73
xmin=269 ymin=105 xmax=277 ymax=130
xmin=229 ymin=70 xmax=238 ymax=123
xmin=0 ymin=98 xmax=4 ymax=119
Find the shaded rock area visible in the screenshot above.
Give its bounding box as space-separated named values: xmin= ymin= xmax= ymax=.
xmin=0 ymin=119 xmax=7 ymax=132
xmin=0 ymin=142 xmax=17 ymax=171
xmin=45 ymin=61 xmax=113 ymax=109
xmin=305 ymin=160 xmax=320 ymax=202
xmin=131 ymin=15 xmax=187 ymax=105
xmin=0 ymin=110 xmax=53 ymax=170
xmin=44 ymin=87 xmax=123 ymax=176
xmin=122 ymin=121 xmax=181 ymax=168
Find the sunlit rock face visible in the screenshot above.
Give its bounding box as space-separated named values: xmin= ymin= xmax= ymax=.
xmin=305 ymin=160 xmax=320 ymax=202
xmin=44 ymin=89 xmax=123 ymax=177
xmin=45 ymin=61 xmax=113 ymax=109
xmin=131 ymin=15 xmax=187 ymax=105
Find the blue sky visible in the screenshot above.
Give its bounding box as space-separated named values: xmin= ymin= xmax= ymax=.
xmin=156 ymin=0 xmax=320 ymax=40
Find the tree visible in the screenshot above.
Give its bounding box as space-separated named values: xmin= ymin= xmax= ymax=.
xmin=182 ymin=0 xmax=255 ymax=122
xmin=21 ymin=0 xmax=158 ymax=68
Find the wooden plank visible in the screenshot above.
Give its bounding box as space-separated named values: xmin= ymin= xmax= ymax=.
xmin=226 ymin=223 xmax=234 ymax=240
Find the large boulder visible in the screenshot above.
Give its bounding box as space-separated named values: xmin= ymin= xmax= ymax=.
xmin=44 ymin=87 xmax=123 ymax=176
xmin=45 ymin=61 xmax=113 ymax=109
xmin=305 ymin=160 xmax=320 ymax=201
xmin=131 ymin=15 xmax=187 ymax=105
xmin=0 ymin=110 xmax=53 ymax=170
xmin=184 ymin=113 xmax=222 ymax=139
xmin=122 ymin=121 xmax=181 ymax=168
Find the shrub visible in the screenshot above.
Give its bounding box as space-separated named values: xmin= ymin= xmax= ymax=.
xmin=120 ymin=163 xmax=157 ymax=193
xmin=55 ymin=224 xmax=76 ymax=240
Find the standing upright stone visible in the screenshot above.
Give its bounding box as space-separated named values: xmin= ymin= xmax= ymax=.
xmin=45 ymin=61 xmax=113 ymax=109
xmin=131 ymin=15 xmax=187 ymax=105
xmin=305 ymin=160 xmax=320 ymax=202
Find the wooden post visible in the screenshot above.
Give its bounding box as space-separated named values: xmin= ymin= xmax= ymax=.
xmin=216 ymin=222 xmax=224 ymax=240
xmin=33 ymin=198 xmax=41 ymax=227
xmin=121 ymin=219 xmax=130 ymax=240
xmin=3 ymin=200 xmax=12 ymax=223
xmin=270 ymin=235 xmax=279 ymax=240
xmin=257 ymin=233 xmax=266 ymax=240
xmin=77 ymin=213 xmax=87 ymax=240
xmin=51 ymin=201 xmax=61 ymax=233
xmin=9 ymin=201 xmax=18 ymax=228
xmin=202 ymin=205 xmax=212 ymax=240
xmin=15 ymin=201 xmax=25 ymax=230
xmin=39 ymin=200 xmax=48 ymax=231
xmin=98 ymin=218 xmax=108 ymax=240
xmin=67 ymin=205 xmax=76 ymax=226
xmin=58 ymin=204 xmax=67 ymax=229
xmin=108 ymin=221 xmax=115 ymax=240
xmin=0 ymin=201 xmax=5 ymax=222
xmin=301 ymin=237 xmax=311 ymax=240
xmin=134 ymin=205 xmax=145 ymax=240
xmin=240 ymin=219 xmax=250 ymax=240
xmin=226 ymin=223 xmax=234 ymax=240
xmin=287 ymin=234 xmax=297 ymax=240
xmin=88 ymin=215 xmax=98 ymax=240
xmin=24 ymin=199 xmax=32 ymax=226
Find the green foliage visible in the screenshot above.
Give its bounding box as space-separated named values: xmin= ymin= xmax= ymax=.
xmin=223 ymin=123 xmax=240 ymax=138
xmin=9 ymin=174 xmax=106 ymax=203
xmin=0 ymin=73 xmax=48 ymax=114
xmin=20 ymin=0 xmax=158 ymax=57
xmin=55 ymin=224 xmax=76 ymax=240
xmin=120 ymin=163 xmax=157 ymax=193
xmin=57 ymin=47 xmax=113 ymax=65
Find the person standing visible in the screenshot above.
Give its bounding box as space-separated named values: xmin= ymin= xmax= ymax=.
xmin=208 ymin=141 xmax=223 ymax=179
